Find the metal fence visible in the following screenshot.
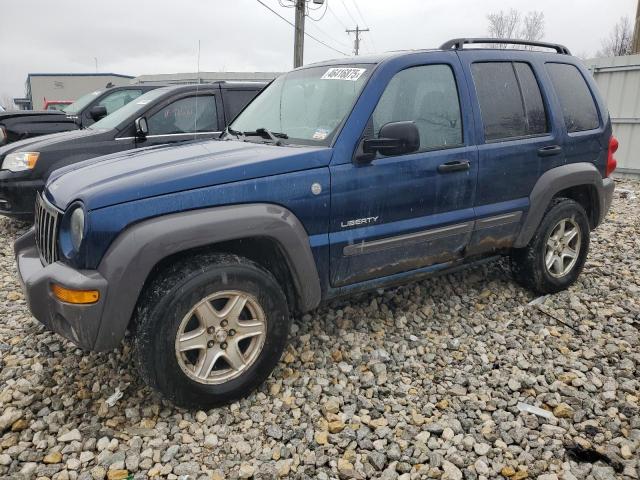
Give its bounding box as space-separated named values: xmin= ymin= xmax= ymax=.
xmin=587 ymin=55 xmax=640 ymax=176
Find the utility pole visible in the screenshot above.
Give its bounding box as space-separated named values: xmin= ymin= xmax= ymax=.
xmin=633 ymin=0 xmax=640 ymax=54
xmin=293 ymin=0 xmax=306 ymax=68
xmin=346 ymin=25 xmax=370 ymax=55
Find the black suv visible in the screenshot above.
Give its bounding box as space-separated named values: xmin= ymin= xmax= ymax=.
xmin=0 ymin=82 xmax=265 ymax=218
xmin=0 ymin=85 xmax=160 ymax=146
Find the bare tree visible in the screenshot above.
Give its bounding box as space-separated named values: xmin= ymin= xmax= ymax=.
xmin=521 ymin=11 xmax=545 ymax=44
xmin=488 ymin=9 xmax=521 ymax=41
xmin=487 ymin=9 xmax=545 ymax=49
xmin=598 ymin=16 xmax=633 ymax=57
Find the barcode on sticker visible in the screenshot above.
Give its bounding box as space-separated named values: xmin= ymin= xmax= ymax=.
xmin=321 ymin=68 xmax=366 ymax=81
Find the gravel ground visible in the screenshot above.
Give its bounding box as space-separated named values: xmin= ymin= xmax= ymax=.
xmin=0 ymin=179 xmax=639 ymax=480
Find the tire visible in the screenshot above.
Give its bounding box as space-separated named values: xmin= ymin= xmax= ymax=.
xmin=511 ymin=198 xmax=590 ymax=294
xmin=133 ymin=253 xmax=290 ymax=408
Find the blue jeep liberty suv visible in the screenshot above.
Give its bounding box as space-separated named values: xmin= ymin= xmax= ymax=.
xmin=15 ymin=38 xmax=617 ymax=407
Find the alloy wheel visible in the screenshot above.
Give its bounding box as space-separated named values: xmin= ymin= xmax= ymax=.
xmin=175 ymin=290 xmax=267 ymax=385
xmin=544 ymin=218 xmax=582 ymax=278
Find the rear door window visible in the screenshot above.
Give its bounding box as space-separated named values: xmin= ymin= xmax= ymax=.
xmin=546 ymin=63 xmax=600 ymax=132
xmin=225 ymin=89 xmax=261 ymax=120
xmin=514 ymin=63 xmax=548 ymax=135
xmin=471 ymin=62 xmax=549 ymax=141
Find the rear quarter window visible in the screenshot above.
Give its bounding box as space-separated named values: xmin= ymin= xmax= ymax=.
xmin=546 ymin=63 xmax=600 ymax=133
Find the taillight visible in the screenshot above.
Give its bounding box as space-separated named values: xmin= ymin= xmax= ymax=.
xmin=606 ymin=136 xmax=618 ymax=177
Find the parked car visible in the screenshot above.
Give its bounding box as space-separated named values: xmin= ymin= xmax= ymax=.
xmin=15 ymin=38 xmax=616 ymax=408
xmin=0 ymin=82 xmax=266 ymax=218
xmin=0 ymin=85 xmax=160 ymax=146
xmin=44 ymin=100 xmax=73 ymax=111
xmin=0 ymin=110 xmax=80 ymax=147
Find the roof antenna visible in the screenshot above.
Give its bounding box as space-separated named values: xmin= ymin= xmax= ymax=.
xmin=194 ymin=39 xmax=201 ymax=140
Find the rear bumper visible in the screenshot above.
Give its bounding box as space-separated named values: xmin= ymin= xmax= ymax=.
xmin=14 ymin=229 xmax=108 ymax=350
xmin=598 ymin=177 xmax=615 ymax=225
xmin=0 ymin=172 xmax=42 ymax=218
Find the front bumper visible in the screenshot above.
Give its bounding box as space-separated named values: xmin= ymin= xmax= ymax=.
xmin=0 ymin=171 xmax=42 ymax=219
xmin=14 ymin=229 xmax=108 ymax=350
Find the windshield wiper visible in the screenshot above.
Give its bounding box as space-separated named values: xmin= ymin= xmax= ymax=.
xmin=226 ymin=127 xmax=288 ymax=145
xmin=224 ymin=126 xmax=246 ymax=141
xmin=249 ymin=127 xmax=288 ymax=145
xmin=255 ymin=127 xmax=288 ymax=140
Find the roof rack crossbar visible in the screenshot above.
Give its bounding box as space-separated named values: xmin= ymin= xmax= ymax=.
xmin=440 ymin=38 xmax=571 ymax=55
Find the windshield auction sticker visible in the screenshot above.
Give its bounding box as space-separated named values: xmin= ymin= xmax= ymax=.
xmin=321 ymin=68 xmax=367 ymax=81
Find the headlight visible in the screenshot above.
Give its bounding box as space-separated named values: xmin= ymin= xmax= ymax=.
xmin=1 ymin=151 xmax=40 ymax=172
xmin=0 ymin=127 xmax=6 ymax=146
xmin=70 ymin=207 xmax=85 ymax=250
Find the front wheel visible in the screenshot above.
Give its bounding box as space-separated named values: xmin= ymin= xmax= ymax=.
xmin=133 ymin=253 xmax=290 ymax=408
xmin=511 ymin=198 xmax=590 ymax=294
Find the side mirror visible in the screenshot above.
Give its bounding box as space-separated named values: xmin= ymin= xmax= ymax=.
xmin=89 ymin=105 xmax=108 ymax=121
xmin=356 ymin=121 xmax=420 ymax=164
xmin=134 ymin=117 xmax=149 ymax=137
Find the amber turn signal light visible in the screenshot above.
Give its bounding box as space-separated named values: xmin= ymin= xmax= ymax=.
xmin=23 ymin=152 xmax=40 ymax=169
xmin=51 ymin=284 xmax=100 ymax=304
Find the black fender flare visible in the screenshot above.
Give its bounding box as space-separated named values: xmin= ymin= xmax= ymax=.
xmin=514 ymin=162 xmax=613 ymax=248
xmin=93 ymin=203 xmax=321 ymax=351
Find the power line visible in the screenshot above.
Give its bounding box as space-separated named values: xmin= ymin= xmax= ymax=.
xmin=306 ymin=20 xmax=351 ymax=49
xmin=340 ymin=0 xmax=359 ymax=25
xmin=305 ymin=2 xmax=352 ymax=50
xmin=306 ymin=0 xmax=324 ymax=11
xmin=350 ymin=0 xmax=368 ymax=26
xmin=255 ymin=0 xmax=348 ymax=56
xmin=349 ymin=0 xmax=377 ymax=52
xmin=327 ymin=3 xmax=348 ymax=29
xmin=307 ymin=0 xmax=328 ymax=21
xmin=308 ymin=1 xmax=354 ymax=52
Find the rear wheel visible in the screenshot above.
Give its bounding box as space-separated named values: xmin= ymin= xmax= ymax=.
xmin=511 ymin=198 xmax=590 ymax=294
xmin=133 ymin=253 xmax=290 ymax=408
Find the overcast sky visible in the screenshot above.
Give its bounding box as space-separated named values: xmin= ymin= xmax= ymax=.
xmin=0 ymin=0 xmax=636 ymax=103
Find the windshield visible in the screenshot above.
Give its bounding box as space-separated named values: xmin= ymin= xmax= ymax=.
xmin=229 ymin=65 xmax=372 ymax=145
xmin=90 ymin=88 xmax=169 ymax=130
xmin=62 ymin=90 xmax=102 ymax=115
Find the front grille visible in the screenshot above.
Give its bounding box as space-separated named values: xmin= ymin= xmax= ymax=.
xmin=34 ymin=193 xmax=61 ymax=265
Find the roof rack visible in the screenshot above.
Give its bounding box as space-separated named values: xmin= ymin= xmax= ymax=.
xmin=440 ymin=38 xmax=572 ymax=55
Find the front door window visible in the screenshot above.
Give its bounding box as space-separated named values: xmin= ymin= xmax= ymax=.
xmin=371 ymin=64 xmax=463 ymax=152
xmin=147 ymin=96 xmax=218 ymax=135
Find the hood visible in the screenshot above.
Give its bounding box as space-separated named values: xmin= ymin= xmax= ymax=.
xmin=0 ymin=110 xmax=65 ymax=120
xmin=46 ymin=139 xmax=333 ymax=210
xmin=0 ymin=129 xmax=104 ymax=159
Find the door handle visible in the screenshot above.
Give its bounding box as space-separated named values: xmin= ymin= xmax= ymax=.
xmin=538 ymin=145 xmax=563 ymax=157
xmin=438 ymin=160 xmax=470 ymax=173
